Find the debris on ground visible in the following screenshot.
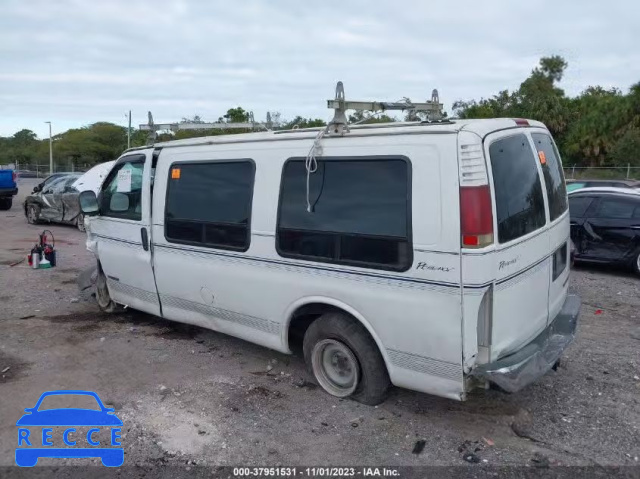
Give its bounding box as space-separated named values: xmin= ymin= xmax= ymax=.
xmin=482 ymin=437 xmax=494 ymax=447
xmin=462 ymin=453 xmax=480 ymax=463
xmin=412 ymin=440 xmax=426 ymax=455
xmin=70 ymin=298 xmax=79 ymax=303
xmin=595 ymin=309 xmax=603 ymax=315
xmin=531 ymin=452 xmax=550 ymax=468
xmin=19 ymin=315 xmax=35 ymax=319
xmin=1 ymin=367 xmax=10 ymax=373
xmin=511 ymin=409 xmax=533 ymax=438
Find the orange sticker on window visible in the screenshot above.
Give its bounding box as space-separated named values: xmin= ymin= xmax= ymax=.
xmin=171 ymin=168 xmax=181 ymax=179
xmin=538 ymin=151 xmax=547 ymax=165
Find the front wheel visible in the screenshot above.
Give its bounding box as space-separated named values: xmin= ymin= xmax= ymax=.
xmin=303 ymin=313 xmax=390 ymax=405
xmin=26 ymin=204 xmax=40 ymax=224
xmin=634 ymin=251 xmax=640 ymax=276
xmin=76 ymin=213 xmax=86 ymax=232
xmin=96 ymin=267 xmax=119 ymax=313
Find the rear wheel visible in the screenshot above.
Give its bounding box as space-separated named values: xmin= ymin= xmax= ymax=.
xmin=634 ymin=251 xmax=640 ymax=276
xmin=96 ymin=267 xmax=119 ymax=313
xmin=303 ymin=312 xmax=390 ymax=405
xmin=26 ymin=204 xmax=40 ymax=224
xmin=0 ymin=198 xmax=12 ymax=210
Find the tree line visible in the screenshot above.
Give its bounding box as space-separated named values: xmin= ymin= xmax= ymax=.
xmin=1 ymin=55 xmax=638 ymax=169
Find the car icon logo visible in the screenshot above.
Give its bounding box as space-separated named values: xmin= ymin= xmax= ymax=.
xmin=15 ymin=390 xmax=123 ymax=467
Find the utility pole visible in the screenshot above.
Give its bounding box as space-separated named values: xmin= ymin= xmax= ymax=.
xmin=45 ymin=121 xmax=53 ymax=174
xmin=128 ymin=110 xmax=132 ymax=149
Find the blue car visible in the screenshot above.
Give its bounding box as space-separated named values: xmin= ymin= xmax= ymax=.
xmin=16 ymin=390 xmax=123 ymax=467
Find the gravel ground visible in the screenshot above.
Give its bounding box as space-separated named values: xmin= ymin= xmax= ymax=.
xmin=0 ymin=179 xmax=639 ymax=474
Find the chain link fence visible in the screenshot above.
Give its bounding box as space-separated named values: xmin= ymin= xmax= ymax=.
xmin=563 ymin=165 xmax=640 ymax=180
xmin=0 ymin=162 xmax=89 ymax=178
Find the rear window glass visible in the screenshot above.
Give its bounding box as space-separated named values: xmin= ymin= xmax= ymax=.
xmin=489 ymin=134 xmax=546 ymax=243
xmin=568 ymin=196 xmax=594 ymax=218
xmin=532 ymin=133 xmax=568 ymax=221
xmin=595 ymin=198 xmax=638 ymax=219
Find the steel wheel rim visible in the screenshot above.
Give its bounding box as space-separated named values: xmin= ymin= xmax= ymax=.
xmin=77 ymin=215 xmax=85 ymax=232
xmin=311 ymin=339 xmax=359 ymax=397
xmin=28 ymin=206 xmax=36 ymax=223
xmin=637 ymin=252 xmax=640 ymax=272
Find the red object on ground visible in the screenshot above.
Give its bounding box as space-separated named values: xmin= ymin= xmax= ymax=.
xmin=595 ymin=309 xmax=603 ymax=315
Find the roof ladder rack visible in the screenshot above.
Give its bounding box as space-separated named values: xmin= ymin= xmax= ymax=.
xmin=139 ymin=111 xmax=273 ymax=145
xmin=326 ymin=81 xmax=443 ymax=135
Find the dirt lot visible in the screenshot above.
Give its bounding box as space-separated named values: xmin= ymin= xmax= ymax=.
xmin=1 ymin=177 xmax=639 ymax=473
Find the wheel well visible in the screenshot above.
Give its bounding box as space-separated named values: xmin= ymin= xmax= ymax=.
xmin=287 ymin=303 xmax=370 ymax=355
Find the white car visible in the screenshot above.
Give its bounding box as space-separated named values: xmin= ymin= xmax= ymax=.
xmin=78 ymin=116 xmax=580 ymax=404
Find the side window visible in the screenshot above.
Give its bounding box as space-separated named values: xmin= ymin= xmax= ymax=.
xmin=277 ymin=157 xmax=412 ymax=271
xmin=531 ymin=133 xmax=568 ymax=221
xmin=165 ymin=161 xmax=255 ymax=251
xmin=100 ymin=157 xmax=145 ymax=221
xmin=568 ymin=196 xmax=594 ymax=218
xmin=594 ymin=198 xmax=637 ymax=219
xmin=489 ymin=134 xmax=546 ymax=243
xmin=44 ymin=177 xmax=66 ymax=194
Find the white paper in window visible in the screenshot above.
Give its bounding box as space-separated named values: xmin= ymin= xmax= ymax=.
xmin=116 ymin=168 xmax=132 ymax=193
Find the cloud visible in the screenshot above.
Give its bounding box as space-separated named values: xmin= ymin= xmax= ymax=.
xmin=0 ymin=0 xmax=638 ymax=138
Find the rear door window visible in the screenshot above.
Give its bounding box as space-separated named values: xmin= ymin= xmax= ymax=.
xmin=594 ymin=197 xmax=638 ymax=219
xmin=531 ymin=133 xmax=568 ymax=221
xmin=277 ymin=157 xmax=412 ymax=271
xmin=489 ymin=134 xmax=546 ymax=243
xmin=568 ymin=196 xmax=594 ymax=218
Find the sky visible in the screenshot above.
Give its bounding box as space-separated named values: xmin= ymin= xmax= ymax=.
xmin=1 ymin=0 xmax=638 ymax=139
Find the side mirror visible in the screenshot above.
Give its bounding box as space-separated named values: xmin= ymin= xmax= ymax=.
xmin=110 ymin=192 xmax=130 ymax=212
xmin=79 ymin=190 xmax=99 ymax=216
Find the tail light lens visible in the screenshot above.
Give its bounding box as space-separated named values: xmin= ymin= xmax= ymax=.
xmin=12 ymin=172 xmax=17 ymax=182
xmin=460 ymin=185 xmax=494 ymax=248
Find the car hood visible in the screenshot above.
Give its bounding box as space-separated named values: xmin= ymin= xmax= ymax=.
xmin=73 ymin=161 xmax=116 ymax=194
xmin=16 ymin=409 xmax=123 ymax=426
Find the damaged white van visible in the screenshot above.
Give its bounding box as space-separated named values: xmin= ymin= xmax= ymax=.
xmin=79 ymin=87 xmax=580 ymax=405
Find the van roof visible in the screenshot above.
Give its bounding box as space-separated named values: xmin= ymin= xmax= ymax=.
xmin=568 ymin=187 xmax=640 ymax=196
xmin=128 ymin=118 xmax=547 ymax=152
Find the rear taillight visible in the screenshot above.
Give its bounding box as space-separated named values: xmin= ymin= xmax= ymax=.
xmin=460 ymin=185 xmax=494 ymax=248
xmin=12 ymin=172 xmax=16 ymax=182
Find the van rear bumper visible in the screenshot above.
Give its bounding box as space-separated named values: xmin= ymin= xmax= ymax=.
xmin=471 ymin=294 xmax=580 ymax=393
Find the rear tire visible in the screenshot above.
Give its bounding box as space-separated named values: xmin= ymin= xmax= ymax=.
xmin=303 ymin=312 xmax=390 ymax=405
xmin=96 ymin=267 xmax=119 ymax=313
xmin=0 ymin=198 xmax=11 ymax=210
xmin=634 ymin=251 xmax=640 ymax=276
xmin=26 ymin=204 xmax=40 ymax=224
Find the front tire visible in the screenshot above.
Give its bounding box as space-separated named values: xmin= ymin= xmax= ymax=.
xmin=96 ymin=267 xmax=119 ymax=313
xmin=0 ymin=198 xmax=12 ymax=210
xmin=303 ymin=313 xmax=390 ymax=405
xmin=76 ymin=213 xmax=86 ymax=232
xmin=26 ymin=204 xmax=40 ymax=224
xmin=634 ymin=251 xmax=640 ymax=276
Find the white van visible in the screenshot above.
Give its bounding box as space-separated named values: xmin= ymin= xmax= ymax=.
xmin=79 ymin=116 xmax=580 ymax=405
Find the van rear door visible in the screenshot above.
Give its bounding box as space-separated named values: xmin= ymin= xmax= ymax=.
xmin=484 ymin=130 xmax=552 ymax=359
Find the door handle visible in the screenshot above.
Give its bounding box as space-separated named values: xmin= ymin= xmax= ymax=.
xmin=141 ymin=227 xmax=149 ymax=251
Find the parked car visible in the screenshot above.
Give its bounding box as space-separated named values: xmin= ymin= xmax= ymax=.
xmin=0 ymin=169 xmax=18 ymax=210
xmin=24 ymin=174 xmax=84 ymax=230
xmin=566 ymin=178 xmax=640 ymax=193
xmin=15 ymin=169 xmax=38 ymax=178
xmin=79 ymin=117 xmax=580 ymax=405
xmin=569 ymin=187 xmax=640 ymax=274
